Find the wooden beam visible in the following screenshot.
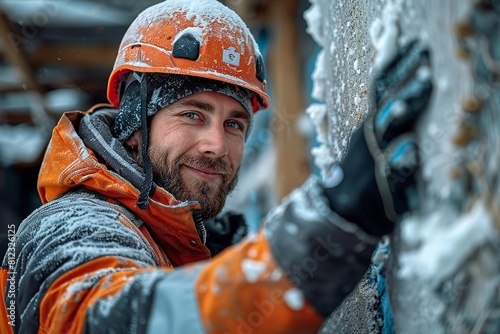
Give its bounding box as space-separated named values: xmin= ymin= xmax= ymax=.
xmin=29 ymin=44 xmax=117 ymax=68
xmin=0 ymin=10 xmax=43 ymax=93
xmin=0 ymin=110 xmax=34 ymax=125
xmin=0 ymin=83 xmax=25 ymax=93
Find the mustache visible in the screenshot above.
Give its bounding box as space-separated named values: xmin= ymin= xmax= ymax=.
xmin=176 ymin=155 xmax=233 ymax=176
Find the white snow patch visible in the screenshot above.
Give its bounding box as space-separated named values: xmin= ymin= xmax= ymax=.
xmin=389 ymin=100 xmax=407 ymax=118
xmin=118 ymin=0 xmax=262 ymax=61
xmin=296 ymin=113 xmax=315 ymax=138
xmin=305 ymin=103 xmax=328 ymax=143
xmin=63 ymin=267 xmax=131 ymax=299
xmin=303 ymin=1 xmax=325 ymax=47
xmin=311 ymin=50 xmax=327 ymax=102
xmin=417 ymin=65 xmax=432 ymax=81
xmin=329 ymin=41 xmax=336 ymax=54
xmin=354 ymin=95 xmax=361 ymax=106
xmin=323 ymin=165 xmax=344 ymax=188
xmin=270 ymin=268 xmax=283 ymax=281
xmin=285 ymin=223 xmax=299 ymax=235
xmin=353 ymin=59 xmax=360 ymax=74
xmin=398 ymin=201 xmax=498 ymax=286
xmin=241 ymin=259 xmax=266 ymax=283
xmin=173 ymin=27 xmax=203 ymax=45
xmin=283 ymin=288 xmax=305 ymax=311
xmin=311 ymin=144 xmax=335 ymax=178
xmin=421 ymin=149 xmax=457 ymax=201
xmin=369 ymin=3 xmax=400 ymax=70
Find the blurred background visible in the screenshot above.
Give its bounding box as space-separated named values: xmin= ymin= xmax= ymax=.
xmin=0 ymin=0 xmax=321 ymax=257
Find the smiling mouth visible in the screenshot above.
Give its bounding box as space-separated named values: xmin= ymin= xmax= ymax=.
xmin=182 ymin=164 xmax=224 ymax=180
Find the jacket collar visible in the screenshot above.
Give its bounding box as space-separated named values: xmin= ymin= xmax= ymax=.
xmin=38 ymin=105 xmax=211 ymax=265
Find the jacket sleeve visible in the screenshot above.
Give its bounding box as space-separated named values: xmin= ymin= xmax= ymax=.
xmin=8 ymin=195 xmax=163 ymax=333
xmin=147 ymin=176 xmax=378 ymax=333
xmin=7 ymin=177 xmax=375 ymax=333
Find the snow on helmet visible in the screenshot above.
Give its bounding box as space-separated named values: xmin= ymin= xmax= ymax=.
xmin=107 ymin=0 xmax=270 ymax=113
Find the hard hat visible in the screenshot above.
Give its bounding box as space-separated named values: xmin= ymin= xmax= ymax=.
xmin=107 ymin=0 xmax=270 ymax=113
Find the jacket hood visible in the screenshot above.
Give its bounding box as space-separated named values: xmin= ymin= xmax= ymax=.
xmin=38 ymin=105 xmax=210 ymax=265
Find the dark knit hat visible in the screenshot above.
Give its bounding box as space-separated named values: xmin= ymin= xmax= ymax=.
xmin=113 ymin=72 xmax=255 ymax=142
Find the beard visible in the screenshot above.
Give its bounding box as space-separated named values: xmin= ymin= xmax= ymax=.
xmin=137 ymin=145 xmax=239 ymax=220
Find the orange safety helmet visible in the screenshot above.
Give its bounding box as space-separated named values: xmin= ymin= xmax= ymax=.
xmin=107 ymin=0 xmax=270 ymax=113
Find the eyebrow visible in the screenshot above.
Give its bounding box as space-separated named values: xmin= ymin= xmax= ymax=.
xmin=177 ymin=99 xmax=250 ymax=121
xmin=178 ymin=100 xmax=214 ymax=112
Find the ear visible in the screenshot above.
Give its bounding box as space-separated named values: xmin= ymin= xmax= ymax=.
xmin=125 ymin=130 xmax=141 ymax=149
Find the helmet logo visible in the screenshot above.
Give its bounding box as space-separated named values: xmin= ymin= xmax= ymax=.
xmin=222 ymin=47 xmax=240 ymax=67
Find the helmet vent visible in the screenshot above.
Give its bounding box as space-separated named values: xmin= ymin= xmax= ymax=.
xmin=172 ymin=33 xmax=200 ymax=61
xmin=255 ymin=53 xmax=266 ymax=82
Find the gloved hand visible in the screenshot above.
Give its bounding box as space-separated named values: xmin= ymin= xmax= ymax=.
xmin=205 ymin=211 xmax=248 ymax=256
xmin=266 ymin=39 xmax=434 ymax=318
xmin=324 ymin=40 xmax=433 ymax=236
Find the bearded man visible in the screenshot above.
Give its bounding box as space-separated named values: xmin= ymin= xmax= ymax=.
xmin=0 ymin=0 xmax=432 ymax=333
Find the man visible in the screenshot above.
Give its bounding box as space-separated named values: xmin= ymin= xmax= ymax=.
xmin=0 ymin=0 xmax=432 ymax=333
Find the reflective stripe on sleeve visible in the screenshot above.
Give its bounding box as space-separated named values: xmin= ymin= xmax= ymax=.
xmin=147 ymin=263 xmax=206 ymax=334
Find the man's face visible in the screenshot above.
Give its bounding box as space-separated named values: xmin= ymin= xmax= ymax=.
xmin=134 ymin=91 xmax=249 ymax=220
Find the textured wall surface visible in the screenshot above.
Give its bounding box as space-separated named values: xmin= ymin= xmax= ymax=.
xmin=307 ymin=0 xmax=500 ymax=332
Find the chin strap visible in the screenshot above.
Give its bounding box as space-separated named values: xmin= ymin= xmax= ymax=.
xmin=136 ymin=73 xmax=154 ymax=210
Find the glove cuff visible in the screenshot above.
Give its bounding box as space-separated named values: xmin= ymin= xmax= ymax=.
xmin=265 ymin=176 xmax=378 ymax=316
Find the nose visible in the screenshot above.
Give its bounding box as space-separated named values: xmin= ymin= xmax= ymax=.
xmin=198 ymin=124 xmax=228 ymax=158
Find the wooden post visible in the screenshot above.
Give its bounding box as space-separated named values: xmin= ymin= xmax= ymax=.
xmin=267 ymin=0 xmax=310 ymax=201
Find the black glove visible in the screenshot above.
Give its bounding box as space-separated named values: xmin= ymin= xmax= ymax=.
xmin=266 ymin=39 xmax=434 ymax=317
xmin=205 ymin=211 xmax=248 ymax=256
xmin=324 ymin=40 xmax=433 ymax=236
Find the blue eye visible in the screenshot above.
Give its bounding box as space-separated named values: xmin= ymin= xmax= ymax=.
xmin=182 ymin=112 xmax=199 ymax=120
xmin=226 ymin=121 xmax=244 ymax=131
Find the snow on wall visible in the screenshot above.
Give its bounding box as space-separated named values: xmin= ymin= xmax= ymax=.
xmin=306 ymin=0 xmax=500 ymax=332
